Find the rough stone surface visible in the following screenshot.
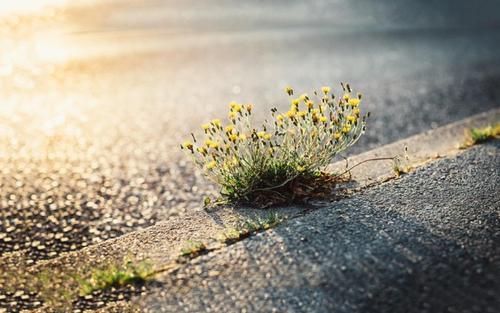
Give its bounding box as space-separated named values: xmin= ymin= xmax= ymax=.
xmin=139 ymin=140 xmax=500 ymax=313
xmin=2 ymin=0 xmax=500 ymax=266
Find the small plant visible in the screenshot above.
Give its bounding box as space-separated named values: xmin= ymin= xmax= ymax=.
xmin=471 ymin=123 xmax=500 ymax=143
xmin=470 ymin=123 xmax=500 ymax=144
xmin=181 ymin=83 xmax=369 ymax=203
xmin=246 ymin=212 xmax=282 ymax=230
xmin=179 ymin=240 xmax=207 ymax=258
xmin=219 ymin=213 xmax=283 ymax=244
xmin=392 ymin=146 xmax=409 ymax=176
xmin=77 ymin=260 xmax=153 ymax=296
xmin=219 ymin=228 xmax=242 ymax=243
xmin=461 ymin=123 xmax=500 ymax=148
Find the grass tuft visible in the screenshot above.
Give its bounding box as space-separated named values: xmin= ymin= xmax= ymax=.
xmin=181 ymin=83 xmax=368 ymax=204
xmin=470 ymin=123 xmax=500 ymax=143
xmin=219 ymin=213 xmax=283 ymax=244
xmin=77 ymin=260 xmax=153 ymax=296
xmin=179 ymin=240 xmax=207 ymax=258
xmin=461 ymin=123 xmax=500 ymax=148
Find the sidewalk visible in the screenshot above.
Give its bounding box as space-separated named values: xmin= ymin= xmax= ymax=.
xmin=138 ymin=140 xmax=499 ymax=313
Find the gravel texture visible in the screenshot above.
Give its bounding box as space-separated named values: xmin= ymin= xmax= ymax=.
xmin=140 ymin=140 xmax=500 ymax=313
xmin=1 ymin=0 xmax=500 ymax=264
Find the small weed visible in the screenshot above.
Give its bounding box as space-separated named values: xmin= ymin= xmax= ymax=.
xmin=181 ymin=83 xmax=369 ymax=203
xmin=219 ymin=228 xmax=243 ymax=243
xmin=219 ymin=213 xmax=283 ymax=244
xmin=180 ymin=240 xmax=207 ymax=258
xmin=247 ymin=212 xmax=282 ymax=230
xmin=77 ymin=260 xmax=153 ymax=296
xmin=461 ymin=123 xmax=500 ymax=148
xmin=392 ymin=146 xmax=409 ymax=176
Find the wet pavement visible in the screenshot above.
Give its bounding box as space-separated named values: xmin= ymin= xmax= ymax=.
xmin=0 ymin=0 xmax=500 ymax=311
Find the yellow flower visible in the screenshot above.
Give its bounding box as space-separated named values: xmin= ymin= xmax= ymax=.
xmin=321 ymin=86 xmax=331 ymax=94
xmin=232 ymin=156 xmax=239 ymax=165
xmin=211 ymin=119 xmax=221 ymax=127
xmin=296 ymin=165 xmax=306 ymax=172
xmin=229 ymin=134 xmax=238 ymax=142
xmin=257 ymin=131 xmax=266 ymax=138
xmin=197 ymin=147 xmax=207 ymax=155
xmin=206 ymin=161 xmax=217 ymax=170
xmin=347 ymin=115 xmax=357 ymax=123
xmin=229 ymin=101 xmax=238 ymax=109
xmin=306 ymin=100 xmax=314 ymax=109
xmin=201 ymin=123 xmax=211 ymax=131
xmin=348 ymin=98 xmax=360 ymax=106
xmin=311 ymin=108 xmax=320 ymax=115
xmin=342 ymin=125 xmax=351 ymax=133
xmin=353 ymin=108 xmax=360 ymax=115
xmin=225 ymin=125 xmax=235 ymax=133
xmin=245 ymin=103 xmax=254 ymax=113
xmin=205 ymin=139 xmax=219 ymax=148
xmin=298 ymin=111 xmax=307 ymax=118
xmin=239 ymin=133 xmax=247 ymax=140
xmin=276 ymin=114 xmax=284 ymax=122
xmin=343 ymin=93 xmax=350 ymax=101
xmin=319 ymin=116 xmax=328 ymax=123
xmin=268 ymin=147 xmax=274 ymax=155
xmin=285 ymin=110 xmax=296 ymax=119
xmin=334 ymin=132 xmax=341 ymax=140
xmin=291 ymin=99 xmax=300 ymax=108
xmin=232 ymin=103 xmax=242 ymax=112
xmin=299 ymin=93 xmax=308 ymax=101
xmin=285 ymin=86 xmax=294 ymax=95
xmin=228 ymin=111 xmax=237 ymax=120
xmin=182 ymin=141 xmax=194 ymax=150
xmin=263 ymin=133 xmax=272 ymax=140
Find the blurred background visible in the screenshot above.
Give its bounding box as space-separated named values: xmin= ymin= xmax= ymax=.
xmin=1 ymin=0 xmax=500 ymax=261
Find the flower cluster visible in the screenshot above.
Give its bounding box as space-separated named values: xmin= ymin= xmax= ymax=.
xmin=181 ymin=83 xmax=369 ymax=200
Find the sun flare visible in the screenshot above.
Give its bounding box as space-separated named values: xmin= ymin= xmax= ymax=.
xmin=0 ymin=0 xmax=68 ymax=16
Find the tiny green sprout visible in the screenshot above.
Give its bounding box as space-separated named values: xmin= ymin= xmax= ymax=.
xmin=203 ymin=196 xmax=212 ymax=207
xmin=77 ymin=260 xmax=153 ymax=296
xmin=180 ymin=240 xmax=207 ymax=258
xmin=461 ymin=123 xmax=500 ymax=148
xmin=219 ymin=213 xmax=283 ymax=244
xmin=392 ymin=146 xmax=410 ymax=177
xmin=471 ymin=123 xmax=500 ymax=143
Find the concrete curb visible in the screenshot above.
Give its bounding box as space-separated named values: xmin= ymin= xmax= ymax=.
xmin=328 ymin=107 xmax=500 ymax=187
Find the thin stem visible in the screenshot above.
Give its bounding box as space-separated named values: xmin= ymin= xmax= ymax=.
xmin=331 ymin=156 xmax=395 ymax=178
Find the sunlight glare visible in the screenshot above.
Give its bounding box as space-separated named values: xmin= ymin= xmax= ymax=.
xmin=0 ymin=0 xmax=69 ymax=16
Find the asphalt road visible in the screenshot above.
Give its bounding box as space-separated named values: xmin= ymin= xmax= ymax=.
xmin=141 ymin=140 xmax=500 ymax=313
xmin=1 ymin=0 xmax=499 ymax=264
